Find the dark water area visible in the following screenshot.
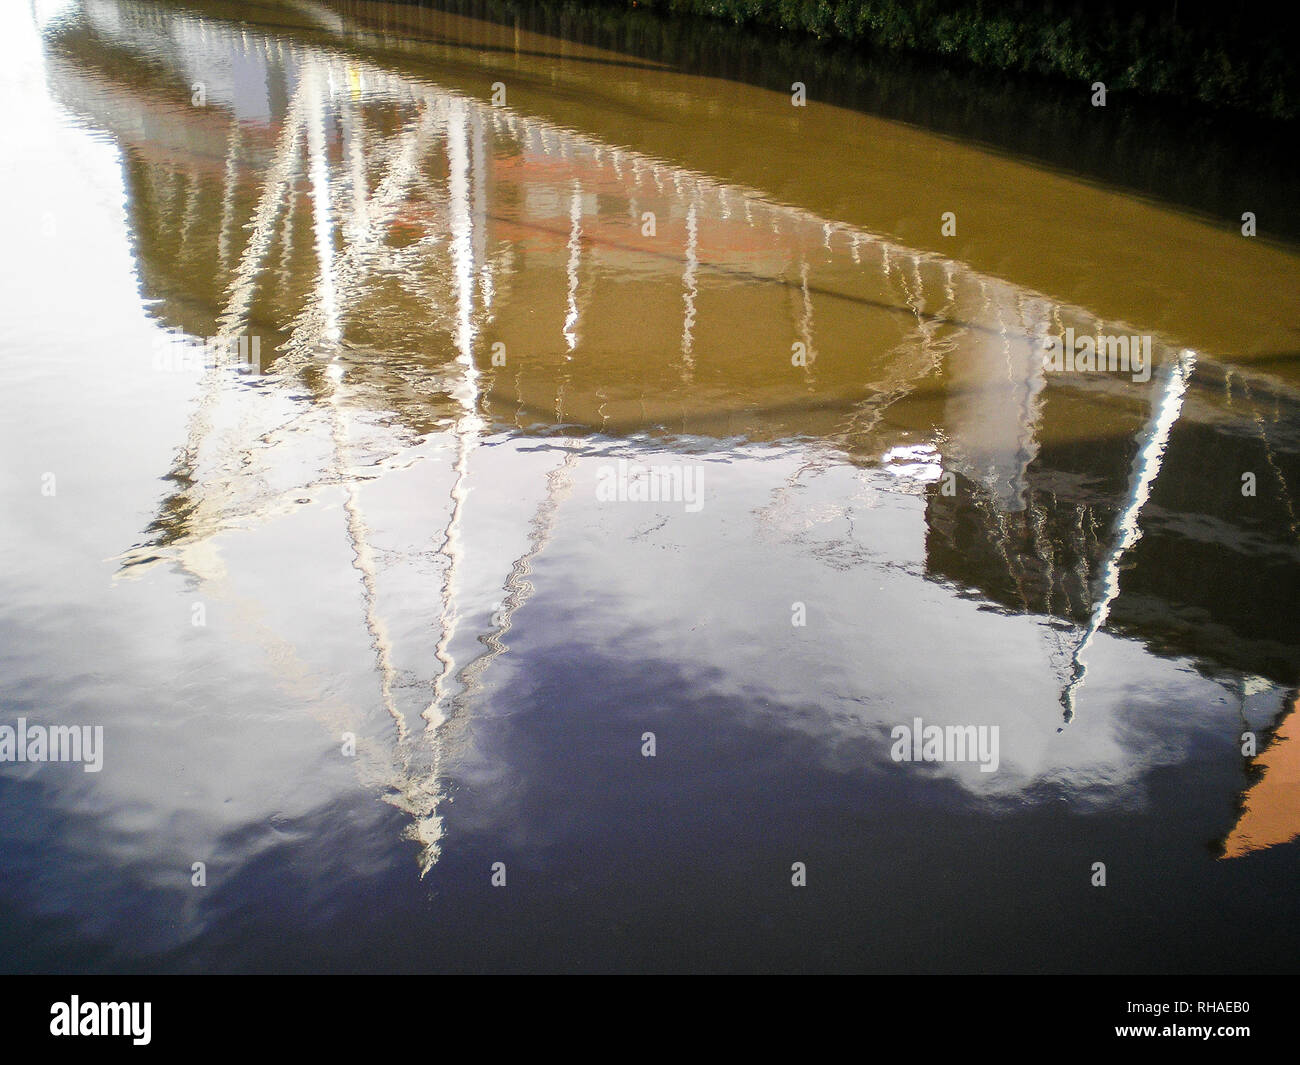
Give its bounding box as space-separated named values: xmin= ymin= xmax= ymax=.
xmin=0 ymin=0 xmax=1297 ymax=974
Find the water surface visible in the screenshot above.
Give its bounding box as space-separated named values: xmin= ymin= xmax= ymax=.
xmin=1 ymin=0 xmax=1298 ymax=973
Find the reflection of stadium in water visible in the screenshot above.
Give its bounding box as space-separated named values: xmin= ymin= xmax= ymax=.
xmin=36 ymin=0 xmax=1300 ymax=888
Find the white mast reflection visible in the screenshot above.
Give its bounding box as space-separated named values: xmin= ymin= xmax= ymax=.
xmin=681 ymin=196 xmax=698 ymax=369
xmin=1060 ymin=348 xmax=1197 ymax=725
xmin=428 ymin=96 xmax=485 ymax=748
xmin=563 ymin=178 xmax=582 ymax=353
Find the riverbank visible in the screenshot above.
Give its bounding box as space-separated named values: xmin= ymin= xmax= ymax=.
xmin=349 ymin=0 xmax=1298 ymax=242
xmin=398 ymin=0 xmax=1298 ymax=120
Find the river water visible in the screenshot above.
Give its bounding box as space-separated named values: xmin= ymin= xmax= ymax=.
xmin=1 ymin=0 xmax=1298 ymax=972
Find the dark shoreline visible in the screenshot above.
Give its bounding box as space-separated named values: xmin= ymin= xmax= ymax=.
xmin=380 ymin=0 xmax=1299 ymax=121
xmin=342 ymin=0 xmax=1300 ymax=242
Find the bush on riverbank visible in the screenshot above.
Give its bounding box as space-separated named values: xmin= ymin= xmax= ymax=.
xmin=589 ymin=0 xmax=1295 ymax=120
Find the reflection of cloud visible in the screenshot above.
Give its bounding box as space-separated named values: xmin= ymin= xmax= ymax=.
xmin=570 ymin=447 xmax=1294 ymax=811
xmin=883 ymin=443 xmax=942 ymax=483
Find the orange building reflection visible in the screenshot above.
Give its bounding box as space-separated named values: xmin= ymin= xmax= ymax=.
xmin=1222 ymin=692 xmax=1300 ymax=859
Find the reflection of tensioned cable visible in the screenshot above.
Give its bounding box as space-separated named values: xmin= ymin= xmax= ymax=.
xmin=452 ymin=447 xmax=578 ymax=710
xmin=116 ymin=80 xmax=307 ymax=572
xmin=1230 ymin=371 xmax=1300 ymax=543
